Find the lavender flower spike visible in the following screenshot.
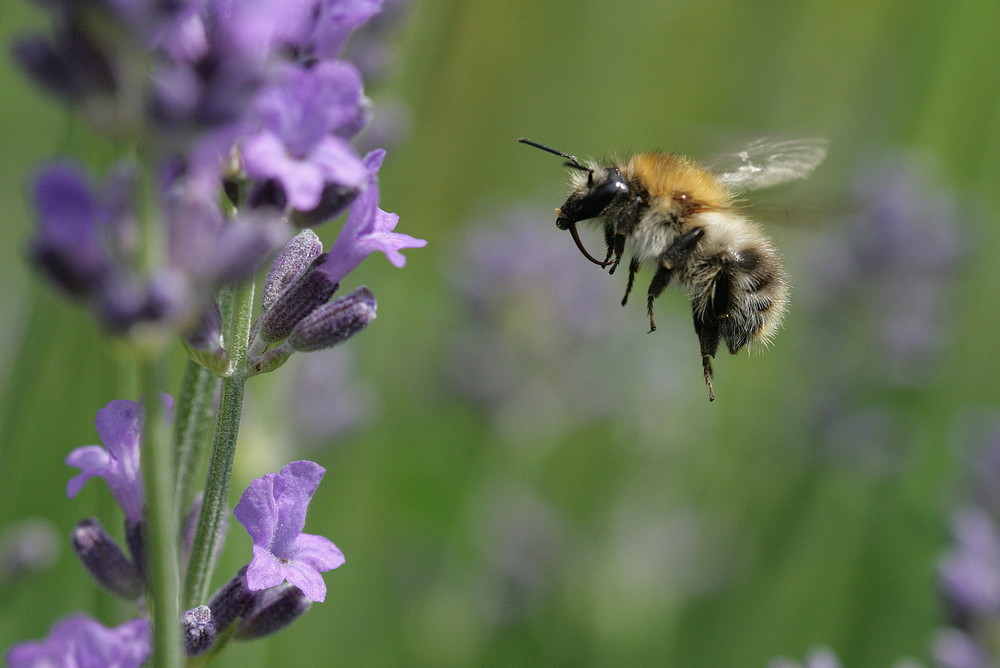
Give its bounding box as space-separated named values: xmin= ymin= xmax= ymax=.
xmin=66 ymin=396 xmax=173 ymax=522
xmin=234 ymin=460 xmax=344 ymax=603
xmin=320 ymin=149 xmax=426 ymax=284
xmin=6 ymin=614 xmax=151 ymax=668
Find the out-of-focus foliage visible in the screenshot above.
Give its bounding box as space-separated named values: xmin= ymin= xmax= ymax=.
xmin=3 ymin=1 xmax=999 ymax=666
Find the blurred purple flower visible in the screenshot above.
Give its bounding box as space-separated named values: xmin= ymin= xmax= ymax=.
xmin=18 ymin=0 xmax=408 ymax=338
xmin=66 ymin=396 xmax=172 ymax=522
xmin=939 ymin=507 xmax=1000 ymax=623
xmin=242 ymin=61 xmax=368 ymax=211
xmin=285 ymin=347 xmax=377 ymax=446
xmin=320 ymin=149 xmax=426 ymax=283
xmin=5 ymin=614 xmax=151 ymax=668
xmin=234 ymin=460 xmax=345 ymax=602
xmin=801 ymin=152 xmax=964 ymax=388
xmin=0 ymin=519 xmax=60 ymax=584
xmin=30 ymin=162 xmax=123 ymax=299
xmin=30 ymin=159 xmax=290 ymax=333
xmin=933 ymin=627 xmax=993 ymax=668
xmin=446 ymin=206 xmax=677 ymax=440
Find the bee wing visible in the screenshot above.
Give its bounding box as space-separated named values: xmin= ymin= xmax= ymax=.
xmin=711 ymin=138 xmax=828 ymax=193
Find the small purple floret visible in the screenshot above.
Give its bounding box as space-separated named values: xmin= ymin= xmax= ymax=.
xmin=66 ymin=396 xmax=173 ymax=522
xmin=234 ymin=460 xmax=344 ymax=602
xmin=320 ymin=149 xmax=426 ymax=284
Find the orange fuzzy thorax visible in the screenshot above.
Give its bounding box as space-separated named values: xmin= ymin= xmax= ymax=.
xmin=626 ymin=153 xmax=732 ymax=211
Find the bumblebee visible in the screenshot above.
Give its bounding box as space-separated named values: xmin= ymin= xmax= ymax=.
xmin=519 ymin=137 xmax=827 ymax=401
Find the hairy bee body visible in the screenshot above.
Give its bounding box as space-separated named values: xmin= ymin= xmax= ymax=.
xmin=520 ymin=137 xmax=825 ymax=400
xmin=569 ymin=154 xmax=789 ymax=353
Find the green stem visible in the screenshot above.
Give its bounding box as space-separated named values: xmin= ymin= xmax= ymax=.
xmin=140 ymin=352 xmax=182 ymax=668
xmin=184 ymin=277 xmax=255 ymax=608
xmin=174 ymin=360 xmax=219 ymax=518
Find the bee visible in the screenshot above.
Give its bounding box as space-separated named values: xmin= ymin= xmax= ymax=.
xmin=518 ymin=136 xmax=827 ymax=401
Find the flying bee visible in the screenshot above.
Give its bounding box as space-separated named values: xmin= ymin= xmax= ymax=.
xmin=518 ymin=136 xmax=827 ymax=401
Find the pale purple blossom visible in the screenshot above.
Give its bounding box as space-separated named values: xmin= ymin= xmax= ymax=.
xmin=6 ymin=614 xmax=151 ymax=668
xmin=320 ymin=149 xmax=426 ymax=283
xmin=234 ymin=461 xmax=345 ymax=602
xmin=66 ymin=397 xmax=172 ymax=522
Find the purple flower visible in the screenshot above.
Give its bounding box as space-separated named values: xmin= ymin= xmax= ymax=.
xmin=939 ymin=507 xmax=1000 ymax=622
xmin=234 ymin=460 xmax=344 ymax=602
xmin=800 ymin=153 xmax=964 ymax=388
xmin=242 ymin=61 xmax=368 ymax=211
xmin=66 ymin=397 xmax=172 ymax=522
xmin=6 ymin=614 xmax=151 ymax=668
xmin=320 ymin=149 xmax=426 ymax=283
xmin=29 ymin=162 xmax=118 ymax=298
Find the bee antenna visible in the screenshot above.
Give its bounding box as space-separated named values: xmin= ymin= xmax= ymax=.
xmin=517 ymin=137 xmax=590 ymax=173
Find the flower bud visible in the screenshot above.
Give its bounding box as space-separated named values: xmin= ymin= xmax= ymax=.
xmin=71 ymin=518 xmax=144 ymax=601
xmin=206 ymin=567 xmax=255 ymax=634
xmin=182 ymin=606 xmax=215 ymax=656
xmin=234 ymin=584 xmax=312 ymax=640
xmin=288 ymin=286 xmax=376 ymax=352
xmin=257 ymin=255 xmax=339 ymax=344
xmin=262 ymin=230 xmax=324 ymax=312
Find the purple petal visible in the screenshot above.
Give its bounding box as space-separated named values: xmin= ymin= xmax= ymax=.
xmin=310 ymin=135 xmax=367 ymax=188
xmin=312 ymin=0 xmax=385 ymax=58
xmin=282 ymin=559 xmax=328 ymax=602
xmin=321 ymin=149 xmax=425 ymax=283
xmin=234 ymin=473 xmax=280 ymax=548
xmin=94 ymin=400 xmax=143 ymax=464
xmin=65 ymin=446 xmax=113 ymax=498
xmin=292 ymin=532 xmax=345 ymax=571
xmin=269 ymin=461 xmax=326 ymax=553
xmin=246 ymin=543 xmax=286 ymax=591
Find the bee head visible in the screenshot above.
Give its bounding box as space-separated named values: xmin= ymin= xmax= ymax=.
xmin=517 ymin=138 xmax=630 ymax=229
xmin=518 ymin=138 xmax=623 ymax=267
xmin=555 ymin=164 xmax=628 ymax=230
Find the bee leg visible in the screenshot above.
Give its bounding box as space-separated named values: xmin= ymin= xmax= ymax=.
xmin=646 ymin=264 xmax=672 ymax=332
xmin=692 ymin=309 xmax=721 ymax=402
xmin=646 ymin=227 xmax=706 ymax=333
xmin=603 ymin=224 xmax=616 ymax=268
xmin=692 ymin=268 xmax=728 ymax=402
xmin=702 ymin=355 xmax=716 ymax=402
xmin=606 ymin=232 xmax=626 ymax=275
xmin=621 ymin=256 xmax=641 ymax=306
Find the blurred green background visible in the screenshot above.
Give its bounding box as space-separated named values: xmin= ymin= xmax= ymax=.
xmin=2 ymin=1 xmax=1000 ymax=666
